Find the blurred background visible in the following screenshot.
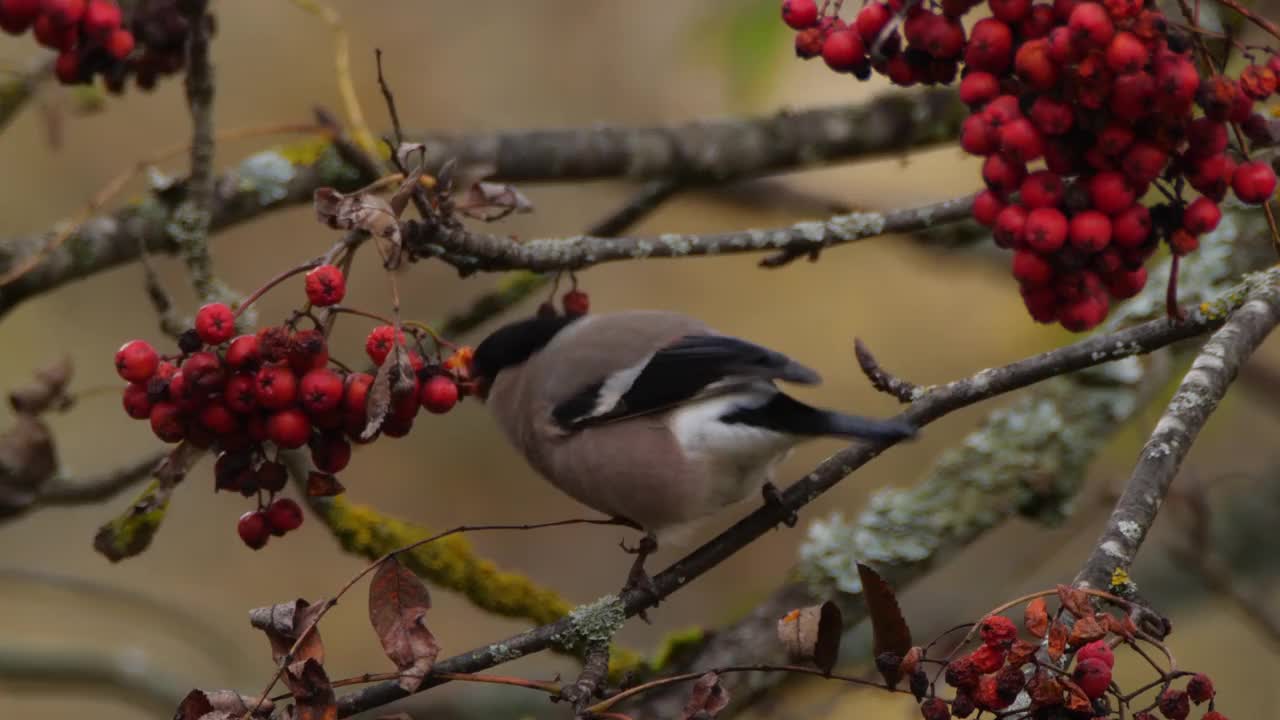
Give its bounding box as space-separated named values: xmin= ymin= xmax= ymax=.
xmin=1 ymin=1 xmax=1277 ymax=718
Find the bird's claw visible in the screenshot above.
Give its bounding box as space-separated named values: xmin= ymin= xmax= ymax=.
xmin=619 ymin=532 xmax=660 ymax=623
xmin=762 ymin=482 xmax=798 ymax=528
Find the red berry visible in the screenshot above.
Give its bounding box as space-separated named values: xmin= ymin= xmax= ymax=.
xmin=343 ymin=372 xmax=374 ymax=417
xmin=994 ymin=204 xmax=1029 ymax=248
xmin=1112 ymin=204 xmax=1152 ymax=247
xmin=1106 ymin=266 xmax=1147 ymax=298
xmin=1169 ymin=227 xmax=1199 ymax=255
xmin=381 ymin=414 xmax=414 ymax=438
xmin=1241 ymin=63 xmax=1278 ymax=99
xmin=115 ymin=339 xmax=159 ymax=383
xmin=287 ymin=328 xmax=329 ymax=375
xmin=266 ymin=497 xmax=304 ymax=535
xmin=1096 ymin=122 xmax=1134 ymax=156
xmin=919 ymin=16 xmax=964 ymax=59
xmin=1021 ymin=285 xmax=1058 ymax=322
xmin=226 ymin=334 xmax=260 ymax=369
xmin=1069 ymin=2 xmax=1114 ymax=48
xmin=254 ymin=365 xmax=298 ymax=410
xmin=1183 ymin=197 xmax=1222 ymax=234
xmin=1014 ymin=38 xmax=1058 ymax=90
xmin=103 ymin=28 xmax=133 ymax=60
xmin=960 ymin=114 xmax=998 ymax=156
xmin=995 ymin=119 xmax=1044 ymax=164
xmin=822 ymin=30 xmax=866 ymax=72
xmin=199 ymin=400 xmax=240 ymax=436
xmin=183 ymin=350 xmax=224 ymax=393
xmin=969 ymin=643 xmax=1006 ymax=673
xmin=1154 ymin=56 xmax=1199 ymax=112
xmin=794 ymin=27 xmax=824 ymax=58
xmin=81 ymin=0 xmax=120 ymax=38
xmin=1059 ymin=294 xmax=1109 ymax=331
xmin=1157 ymin=688 xmax=1190 ymax=720
xmin=1202 ymin=713 xmax=1228 ymax=720
xmin=1075 ymin=639 xmax=1115 ymax=669
xmin=982 ymin=154 xmax=1026 ymax=197
xmin=122 ymin=383 xmax=153 ymax=419
xmin=1019 ymin=3 xmax=1055 ymax=38
xmin=225 ymin=373 xmax=258 ymax=414
xmin=1046 ymin=25 xmax=1079 ymax=64
xmin=237 ymin=510 xmax=271 ymax=550
xmin=854 ymin=3 xmax=892 ymax=44
xmin=365 ymin=325 xmax=404 ymax=365
xmin=1019 ymin=170 xmax=1065 ymax=209
xmin=267 ymin=408 xmax=311 ymax=449
xmin=310 ymin=433 xmax=351 ymax=473
xmin=781 ymin=0 xmax=819 ymax=29
xmin=1121 ymin=141 xmax=1168 ymax=185
xmin=1012 ymin=251 xmax=1054 ymax=286
xmin=54 ymin=50 xmax=82 ymax=84
xmin=1030 ymin=96 xmax=1074 ymax=136
xmin=194 ymin=303 xmax=236 ymax=345
xmin=1072 ymin=657 xmax=1112 ymax=699
xmin=1024 ymin=207 xmax=1068 ymax=252
xmin=1186 ymin=117 xmax=1228 ymax=157
xmin=1070 ymin=210 xmax=1112 ymax=251
xmin=0 ymin=0 xmax=41 ymax=33
xmin=982 ymin=94 xmax=1021 ymax=126
xmin=972 ymin=190 xmax=1006 ymax=227
xmin=300 ymin=368 xmax=344 ymax=414
xmin=974 ymin=673 xmax=1011 ymax=711
xmin=304 ymin=264 xmax=346 ymax=306
xmin=1188 ymin=153 xmax=1237 ymax=202
xmin=959 ymin=71 xmax=1000 ymax=106
xmin=1231 ymin=160 xmax=1277 ymax=205
xmin=1087 ymin=171 xmax=1135 ymax=215
xmin=1103 ymin=0 xmax=1142 ymax=19
xmin=420 ymin=375 xmax=460 ymax=414
xmin=1105 ymin=31 xmax=1147 ymax=74
xmin=33 ymin=12 xmax=75 ymax=50
xmin=562 ymin=289 xmax=591 ymax=317
xmin=1110 ymin=71 xmax=1155 ymax=121
xmin=979 ymin=615 xmax=1018 ymax=648
xmin=41 ymin=0 xmax=85 ymax=24
xmin=989 ymin=0 xmax=1031 ymax=22
xmin=149 ymin=401 xmax=185 ymax=442
xmin=965 ymin=18 xmax=1014 ymax=73
xmin=1186 ymin=673 xmax=1214 ymax=704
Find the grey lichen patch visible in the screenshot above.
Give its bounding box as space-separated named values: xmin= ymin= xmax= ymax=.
xmin=551 ymin=594 xmax=626 ymax=652
xmin=1117 ymin=520 xmax=1142 ymax=541
xmin=237 ymin=151 xmax=297 ymax=205
xmin=657 ymin=234 xmax=694 ymax=255
xmin=486 ymin=642 xmax=521 ymax=664
xmin=831 ymin=211 xmax=887 ymax=239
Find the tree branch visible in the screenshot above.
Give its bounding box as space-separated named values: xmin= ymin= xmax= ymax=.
xmin=1074 ymin=284 xmax=1280 ymax=591
xmin=37 ymin=451 xmax=165 ymax=506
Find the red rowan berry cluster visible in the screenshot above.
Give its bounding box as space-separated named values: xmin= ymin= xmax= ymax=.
xmin=782 ymin=0 xmax=1279 ymax=331
xmin=894 ymin=586 xmax=1231 ymax=719
xmin=113 ymin=263 xmax=478 ymax=550
xmin=0 ymin=0 xmax=201 ymax=92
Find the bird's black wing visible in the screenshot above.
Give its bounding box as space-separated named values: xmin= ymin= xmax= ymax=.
xmin=551 ymin=334 xmax=821 ymax=430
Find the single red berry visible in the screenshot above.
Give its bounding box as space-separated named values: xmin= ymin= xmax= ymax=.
xmin=1069 ymin=2 xmax=1114 ymax=48
xmin=974 ymin=673 xmax=1011 ymax=711
xmin=1097 ymin=122 xmax=1135 ymax=156
xmin=919 ymin=15 xmax=964 ymax=59
xmin=1019 ymin=170 xmax=1065 ymax=209
xmin=225 ymin=334 xmax=260 ymax=369
xmin=1087 ymin=171 xmax=1135 ymax=215
xmin=420 ymin=375 xmax=460 ymax=414
xmin=1154 ymin=57 xmax=1200 ymax=112
xmin=1030 ymin=96 xmax=1074 ymax=136
xmin=1169 ymin=227 xmax=1199 ymax=255
xmin=1103 ymin=0 xmax=1142 ymax=19
xmin=781 ymin=0 xmax=819 ymax=29
xmin=255 ymin=326 xmax=291 ymax=362
xmin=968 ymin=644 xmax=1006 ymax=673
xmin=254 ymin=365 xmax=298 ymax=410
xmin=794 ymin=27 xmax=824 ymax=58
xmin=42 ymin=0 xmax=85 ymax=24
xmin=989 ymin=0 xmax=1031 ymax=22
xmin=1075 ymin=639 xmax=1115 ymax=669
xmin=181 ymin=351 xmax=224 ymax=395
xmin=0 ymin=0 xmax=41 ymax=33
xmin=266 ymin=497 xmax=304 ymax=536
xmin=854 ymin=2 xmax=892 ymax=43
xmin=1046 ymin=25 xmax=1079 ymax=64
xmin=982 ymin=94 xmax=1021 ymax=127
xmin=944 ymin=657 xmax=980 ymax=689
xmin=1183 ymin=197 xmax=1222 ymax=235
xmin=149 ymin=401 xmax=185 ymax=443
xmin=1072 ymin=657 xmax=1112 ymax=699
xmin=1186 ymin=673 xmax=1215 ymax=704
xmin=310 ymin=433 xmax=352 ymax=473
xmin=1112 ymin=204 xmax=1152 ymax=247
xmin=199 ymin=400 xmax=240 ymax=436
xmin=982 ymin=154 xmax=1026 ymax=197
xmin=33 ymin=13 xmax=76 ymax=50
xmin=1019 ymin=4 xmax=1055 ymax=38
xmin=822 ymin=30 xmax=866 ymax=72
xmin=979 ymin=615 xmax=1018 ymax=648
xmin=225 ymin=373 xmax=257 ymax=414
xmin=1106 ymin=266 xmax=1147 ymax=298
xmin=81 ymin=0 xmax=121 ymax=38
xmin=562 ymin=289 xmax=591 ymax=317
xmin=287 ymin=328 xmax=329 ymax=375
xmin=1231 ymin=160 xmax=1277 ymax=205
xmin=267 ymin=408 xmax=311 ymax=449
xmin=965 ymin=18 xmax=1014 ymax=73
xmin=918 ymin=697 xmax=949 ymax=720
xmin=304 ymin=264 xmax=346 ymax=306
xmin=237 ymin=510 xmax=271 ymax=550
xmin=1014 ymin=38 xmax=1058 ymax=90
xmin=194 ymin=303 xmax=236 ymax=345
xmin=1024 ymin=207 xmax=1068 ymax=252
xmin=1022 ymin=285 xmax=1059 ymax=322
xmin=959 ymin=71 xmax=1000 ymax=106
xmin=1110 ymin=71 xmax=1156 ymax=121
xmin=342 ymin=372 xmax=374 ymax=417
xmin=103 ymin=28 xmax=133 ymax=60
xmin=1012 ymin=251 xmax=1054 ymax=287
xmin=300 ymin=368 xmax=344 ymax=414
xmin=115 ymin=339 xmax=159 ymax=383
xmin=54 ymin=50 xmax=81 ymax=84
xmin=960 ymin=114 xmax=998 ymax=156
xmin=1070 ymin=210 xmax=1113 ymax=252
xmin=1242 ymin=112 xmax=1273 ymax=146
xmin=1157 ymin=688 xmax=1190 ymax=720
xmin=972 ymin=190 xmax=1006 ymax=227
xmin=1105 ymin=31 xmax=1147 ymax=74
xmin=1186 ymin=117 xmax=1228 ymax=157
xmin=1188 ymin=153 xmax=1237 ymax=202
xmin=1122 ymin=141 xmax=1168 ymax=185
xmin=1059 ymin=295 xmax=1109 ymax=331
xmin=122 ymin=383 xmax=153 ymax=419
xmin=365 ymin=325 xmax=404 ymax=366
xmin=381 ymin=414 xmax=414 ymax=438
xmin=1196 ymin=76 xmax=1238 ymax=122
xmin=994 ymin=204 xmax=1029 ymax=248
xmin=256 ymin=460 xmax=288 ymax=493
xmin=1201 ymin=713 xmax=1228 ymax=720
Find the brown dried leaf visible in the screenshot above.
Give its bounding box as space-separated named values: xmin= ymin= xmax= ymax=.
xmin=1007 ymin=639 xmax=1037 ymax=668
xmin=393 ymin=142 xmax=427 ymax=176
xmin=368 ymin=556 xmax=440 ymax=692
xmin=1060 ymin=678 xmax=1092 ymax=712
xmin=8 ymin=355 xmax=73 ymax=414
xmin=458 ymin=181 xmax=534 ymax=221
xmin=313 ymin=187 xmax=402 ymax=245
xmin=681 ymin=672 xmax=730 ymax=719
xmin=775 ymin=601 xmax=843 ymax=675
xmin=1056 ymin=584 xmax=1093 ymax=618
xmin=1024 ymin=597 xmax=1049 ymax=638
xmin=175 ymin=689 xmax=273 ymax=719
xmin=857 ymin=563 xmax=912 ymax=687
xmin=174 ymin=690 xmax=216 ymax=720
xmin=1027 ymin=671 xmax=1064 ymax=706
xmin=306 ymin=471 xmax=346 ymax=497
xmin=0 ymin=414 xmax=57 ymax=519
xmin=285 ymin=658 xmax=336 ymax=720
xmin=249 ymin=599 xmax=326 ymax=668
xmin=900 ymin=646 xmax=923 ymax=677
xmin=1047 ymin=621 xmax=1068 ymax=661
xmin=1068 ymin=614 xmax=1107 ymax=646
xmin=362 ymin=348 xmax=399 ymax=440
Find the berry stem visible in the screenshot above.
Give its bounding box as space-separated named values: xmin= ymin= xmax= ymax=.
xmin=232 ymin=258 xmax=325 ymax=319
xmin=1166 ymin=253 xmax=1186 ymax=322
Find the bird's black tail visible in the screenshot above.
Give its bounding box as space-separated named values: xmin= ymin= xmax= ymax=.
xmin=722 ymin=393 xmax=917 ymax=442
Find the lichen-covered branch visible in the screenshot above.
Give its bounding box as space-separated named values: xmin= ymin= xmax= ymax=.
xmin=407 ymin=195 xmax=975 ymax=274
xmin=92 ymin=442 xmax=204 ymax=562
xmin=0 ymin=90 xmax=962 ymax=318
xmin=1075 ymin=283 xmax=1280 ymax=591
xmin=0 ymin=56 xmax=53 ymax=135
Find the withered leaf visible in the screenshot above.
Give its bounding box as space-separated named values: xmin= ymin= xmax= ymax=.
xmin=1056 ymin=584 xmax=1093 ymax=618
xmin=1046 ymin=621 xmax=1068 ymax=661
xmin=393 ymin=142 xmax=427 ymax=177
xmin=1007 ymin=639 xmax=1037 ymax=667
xmin=362 ymin=347 xmax=401 ymax=440
xmin=458 ymin=181 xmax=534 ymax=221
xmin=1103 ymin=612 xmax=1133 ymax=639
xmin=249 ymin=599 xmax=326 ymax=668
xmin=8 ymin=355 xmax=73 ymax=414
xmin=174 ymin=689 xmax=216 ymax=720
xmin=368 ymin=555 xmax=439 ymax=692
xmin=313 ymin=187 xmax=401 ymax=245
xmin=776 ymin=601 xmax=843 ymax=675
xmin=1027 ymin=671 xmax=1064 ymax=706
xmin=174 ymin=689 xmax=273 ymax=719
xmin=1024 ymin=597 xmax=1049 ymax=638
xmin=1060 ymin=678 xmax=1093 ymax=712
xmin=857 ymin=562 xmax=912 ymax=688
xmin=681 ymin=672 xmax=730 ymax=719
xmin=0 ymin=414 xmax=57 ymax=519
xmin=285 ymin=658 xmax=337 ymax=720
xmin=900 ymin=646 xmax=923 ymax=677
xmin=306 ymin=471 xmax=346 ymax=497
xmin=1068 ymin=614 xmax=1106 ymax=645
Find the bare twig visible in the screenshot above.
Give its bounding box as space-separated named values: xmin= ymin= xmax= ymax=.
xmin=1075 ymin=284 xmax=1280 ymax=591
xmin=38 ymin=451 xmax=166 ymax=506
xmin=560 ymin=641 xmax=611 ymax=716
xmin=854 ymin=338 xmax=920 ymax=403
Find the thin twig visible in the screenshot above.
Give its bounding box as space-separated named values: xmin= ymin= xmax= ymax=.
xmin=854 ymin=338 xmax=920 ymax=403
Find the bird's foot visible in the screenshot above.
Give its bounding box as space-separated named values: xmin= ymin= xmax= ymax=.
xmin=619 ymin=533 xmax=659 ymax=623
xmin=762 ymin=482 xmax=798 ymax=528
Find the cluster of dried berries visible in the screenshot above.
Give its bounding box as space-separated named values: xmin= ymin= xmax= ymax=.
xmin=782 ymin=0 xmax=1279 ymax=331
xmin=113 ymin=264 xmax=476 ymax=549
